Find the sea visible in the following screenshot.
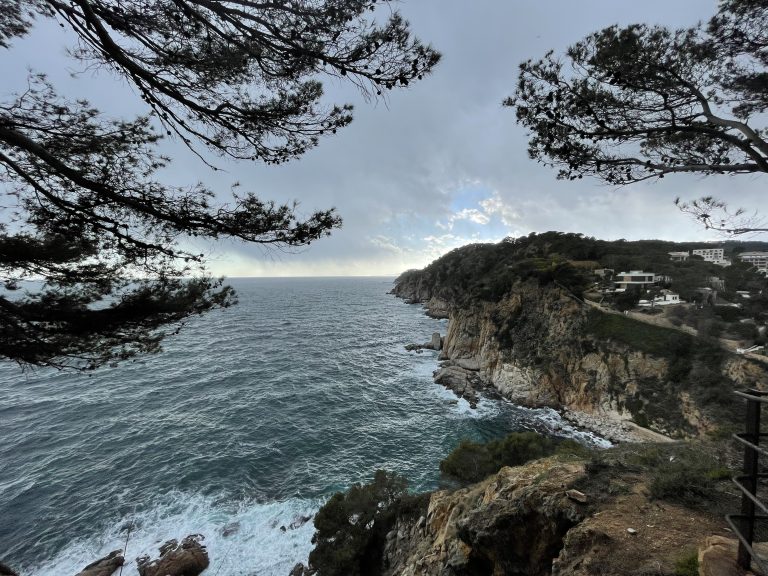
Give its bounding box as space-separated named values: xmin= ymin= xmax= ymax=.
xmin=0 ymin=277 xmax=608 ymax=576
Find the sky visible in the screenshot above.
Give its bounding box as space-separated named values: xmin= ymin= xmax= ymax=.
xmin=3 ymin=0 xmax=765 ymax=277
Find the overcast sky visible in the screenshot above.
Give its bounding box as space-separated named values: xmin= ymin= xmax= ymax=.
xmin=3 ymin=0 xmax=764 ymax=277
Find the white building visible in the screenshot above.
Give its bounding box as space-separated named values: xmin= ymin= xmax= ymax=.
xmin=638 ymin=290 xmax=682 ymax=307
xmin=692 ymin=247 xmax=730 ymax=266
xmin=614 ymin=271 xmax=656 ymax=291
xmin=739 ymin=252 xmax=768 ymax=271
xmin=669 ymin=251 xmax=690 ymax=262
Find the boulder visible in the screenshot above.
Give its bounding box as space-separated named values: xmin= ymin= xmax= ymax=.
xmin=453 ymin=357 xmax=480 ymax=371
xmin=697 ymin=536 xmax=768 ymax=576
xmin=222 ymin=521 xmax=240 ymax=537
xmin=289 ymin=514 xmax=313 ymax=530
xmin=75 ymin=550 xmax=124 ymax=576
xmin=136 ymin=534 xmax=209 ymax=576
xmin=565 ymin=489 xmax=588 ymax=504
xmin=288 ymin=562 xmax=316 ymax=576
xmin=429 ymin=332 xmax=442 ymax=351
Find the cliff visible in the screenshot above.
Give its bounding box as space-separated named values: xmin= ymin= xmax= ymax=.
xmin=393 ymin=242 xmax=768 ymax=439
xmin=379 ymin=447 xmax=735 ymax=576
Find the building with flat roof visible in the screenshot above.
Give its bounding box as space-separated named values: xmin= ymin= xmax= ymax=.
xmin=614 ymin=271 xmax=656 ymax=291
xmin=739 ymin=252 xmax=768 ymax=271
xmin=692 ymin=247 xmax=730 ymax=266
xmin=669 ymin=251 xmax=689 ymax=262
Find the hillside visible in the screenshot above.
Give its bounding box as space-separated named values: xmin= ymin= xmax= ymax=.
xmin=393 ymin=232 xmax=768 ymax=439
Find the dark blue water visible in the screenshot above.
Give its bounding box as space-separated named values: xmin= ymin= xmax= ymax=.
xmin=0 ymin=278 xmax=603 ymax=575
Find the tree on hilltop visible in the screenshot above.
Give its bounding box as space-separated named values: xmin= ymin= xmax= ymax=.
xmin=0 ymin=0 xmax=440 ymax=369
xmin=507 ymin=0 xmax=767 ymax=234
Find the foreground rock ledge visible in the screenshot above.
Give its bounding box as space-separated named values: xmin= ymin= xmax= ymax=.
xmin=137 ymin=534 xmax=209 ymax=576
xmin=75 ymin=550 xmax=124 ymax=576
xmin=379 ymin=455 xmax=732 ymax=575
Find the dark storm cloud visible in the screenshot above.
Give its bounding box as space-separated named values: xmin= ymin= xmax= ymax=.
xmin=3 ymin=0 xmax=760 ymax=276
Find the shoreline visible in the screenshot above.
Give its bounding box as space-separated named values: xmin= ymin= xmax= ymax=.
xmin=400 ymin=296 xmax=673 ymax=446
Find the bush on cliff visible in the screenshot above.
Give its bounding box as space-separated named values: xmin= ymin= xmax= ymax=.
xmin=309 ymin=470 xmax=426 ymax=576
xmin=439 ymin=431 xmax=587 ymax=484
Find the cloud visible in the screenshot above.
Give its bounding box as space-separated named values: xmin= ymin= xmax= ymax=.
xmin=2 ymin=0 xmax=750 ymax=278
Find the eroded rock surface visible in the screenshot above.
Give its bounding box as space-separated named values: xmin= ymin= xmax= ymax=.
xmin=393 ymin=274 xmax=768 ymax=439
xmin=75 ymin=550 xmax=124 ymax=576
xmin=136 ymin=535 xmax=209 ymax=576
xmin=381 ymin=457 xmax=585 ymax=575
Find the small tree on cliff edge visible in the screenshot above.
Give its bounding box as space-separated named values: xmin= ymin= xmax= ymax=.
xmin=507 ymin=0 xmax=767 ymax=234
xmin=0 ymin=1 xmax=440 ymax=369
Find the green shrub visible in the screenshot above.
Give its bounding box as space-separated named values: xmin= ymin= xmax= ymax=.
xmin=439 ymin=432 xmax=587 ymax=484
xmin=647 ymin=450 xmax=731 ymax=505
xmin=674 ymin=550 xmax=699 ymax=576
xmin=309 ymin=470 xmax=411 ymax=576
xmin=585 ymin=310 xmax=693 ymax=358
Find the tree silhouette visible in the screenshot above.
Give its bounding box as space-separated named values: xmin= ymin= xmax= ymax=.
xmin=507 ymin=0 xmax=766 ymax=231
xmin=0 ymin=0 xmax=440 ymax=369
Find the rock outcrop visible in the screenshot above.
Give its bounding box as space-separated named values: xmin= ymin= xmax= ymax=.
xmin=75 ymin=551 xmax=124 ymax=576
xmin=405 ymin=331 xmax=443 ymax=353
xmin=394 ymin=275 xmax=768 ymax=439
xmin=381 ymin=457 xmax=586 ymax=575
xmin=369 ymin=453 xmax=735 ymax=576
xmin=136 ymin=535 xmax=209 ymax=576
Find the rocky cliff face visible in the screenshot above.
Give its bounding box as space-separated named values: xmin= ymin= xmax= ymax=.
xmin=394 ymin=276 xmax=767 ymax=439
xmin=378 ymin=452 xmax=731 ymax=576
xmin=381 ymin=457 xmax=585 ymax=575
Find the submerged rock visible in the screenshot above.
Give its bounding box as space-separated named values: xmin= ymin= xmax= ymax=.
xmin=221 ymin=522 xmax=240 ymax=537
xmin=136 ymin=534 xmax=209 ymax=576
xmin=289 ymin=514 xmax=313 ymax=530
xmin=75 ymin=550 xmax=124 ymax=576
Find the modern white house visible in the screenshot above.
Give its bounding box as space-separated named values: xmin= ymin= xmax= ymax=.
xmin=614 ymin=271 xmax=656 ymax=291
xmin=638 ymin=290 xmax=682 ymax=307
xmin=739 ymin=252 xmax=768 ymax=271
xmin=669 ymin=251 xmax=690 ymax=262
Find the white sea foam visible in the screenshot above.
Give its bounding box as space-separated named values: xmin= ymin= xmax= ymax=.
xmin=28 ymin=493 xmax=321 ymax=576
xmin=511 ymin=404 xmax=613 ymax=448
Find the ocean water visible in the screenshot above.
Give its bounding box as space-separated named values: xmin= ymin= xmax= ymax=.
xmin=0 ymin=277 xmax=606 ymax=575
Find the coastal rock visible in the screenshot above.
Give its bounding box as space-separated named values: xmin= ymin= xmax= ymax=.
xmin=288 ymin=562 xmax=316 ymax=576
xmin=289 ymin=514 xmax=313 ymax=530
xmin=433 ymin=362 xmax=487 ymax=408
xmin=381 ymin=457 xmax=585 ymax=575
xmin=75 ymin=550 xmax=124 ymax=576
xmin=396 ymin=270 xmax=768 ymax=439
xmin=0 ymin=562 xmax=18 ymax=576
xmin=136 ymin=534 xmax=209 ymax=576
xmin=221 ymin=521 xmax=240 ymax=537
xmin=405 ymin=332 xmax=444 ymax=353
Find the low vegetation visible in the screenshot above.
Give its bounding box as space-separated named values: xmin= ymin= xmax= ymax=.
xmin=585 ymin=309 xmax=691 ymax=358
xmin=439 ymin=431 xmax=588 ymax=484
xmin=674 ymin=550 xmax=700 ymax=576
xmin=309 ymin=470 xmax=428 ymax=576
xmin=582 ymin=442 xmax=735 ymax=511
